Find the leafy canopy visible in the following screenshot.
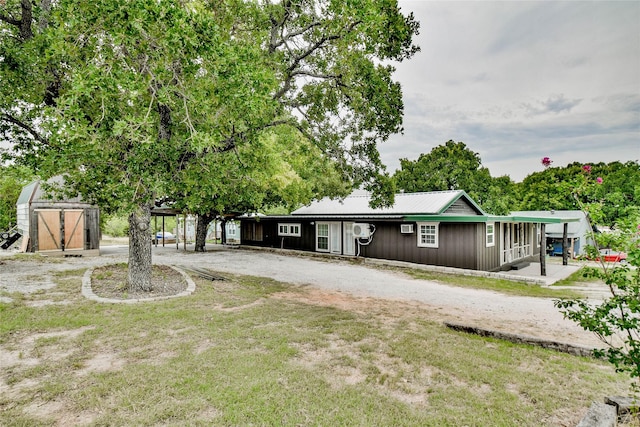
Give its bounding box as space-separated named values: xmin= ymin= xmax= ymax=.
xmin=393 ymin=140 xmax=512 ymax=214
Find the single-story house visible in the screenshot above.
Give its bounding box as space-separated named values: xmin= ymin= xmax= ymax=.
xmin=239 ymin=190 xmax=579 ymax=272
xmin=510 ymin=210 xmax=593 ymax=258
xmin=16 ymin=178 xmax=100 ymax=255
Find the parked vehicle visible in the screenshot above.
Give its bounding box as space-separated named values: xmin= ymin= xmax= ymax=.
xmin=153 ymin=231 xmax=176 ymax=244
xmin=595 ymin=248 xmax=628 ymax=263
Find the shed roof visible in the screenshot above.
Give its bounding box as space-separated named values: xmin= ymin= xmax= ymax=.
xmin=17 ymin=177 xmax=87 ymax=206
xmin=17 ymin=181 xmax=39 ymax=205
xmin=292 ymin=190 xmax=485 ymax=217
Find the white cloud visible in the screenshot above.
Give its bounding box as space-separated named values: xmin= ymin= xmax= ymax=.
xmin=386 ymin=1 xmax=640 ymax=182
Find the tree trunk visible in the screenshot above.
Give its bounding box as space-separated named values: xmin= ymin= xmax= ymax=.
xmin=195 ymin=213 xmax=215 ymax=252
xmin=128 ymin=203 xmax=153 ymax=292
xmin=220 ymin=219 xmax=227 ymax=245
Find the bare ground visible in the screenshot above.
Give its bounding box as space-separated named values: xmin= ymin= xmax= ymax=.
xmin=0 ymin=244 xmax=625 ymax=425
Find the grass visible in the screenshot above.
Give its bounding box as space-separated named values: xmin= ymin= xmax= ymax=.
xmin=552 ymin=266 xmax=603 ymax=287
xmin=0 ymin=267 xmax=631 ymax=426
xmin=380 ymin=265 xmax=583 ymax=299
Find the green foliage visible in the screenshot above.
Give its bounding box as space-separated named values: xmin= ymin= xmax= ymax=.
xmin=393 ymin=143 xmax=638 ymax=223
xmin=556 ymin=259 xmax=640 ymax=390
xmin=2 ymin=0 xmax=419 ymax=283
xmin=102 ymin=215 xmax=129 ymax=238
xmin=393 ymin=140 xmax=515 ymax=214
xmin=517 ymin=161 xmax=640 ymax=226
xmin=0 ymin=164 xmax=35 ymax=230
xmin=555 ymin=170 xmax=640 ymax=392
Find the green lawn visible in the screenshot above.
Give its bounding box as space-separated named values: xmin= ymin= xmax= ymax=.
xmin=0 ymin=266 xmax=629 ymax=426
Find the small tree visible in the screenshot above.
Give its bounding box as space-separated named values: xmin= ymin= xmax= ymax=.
xmin=554 ymin=163 xmax=640 ymax=393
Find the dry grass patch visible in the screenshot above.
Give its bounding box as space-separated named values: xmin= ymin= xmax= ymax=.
xmin=0 ymin=267 xmax=633 ymax=426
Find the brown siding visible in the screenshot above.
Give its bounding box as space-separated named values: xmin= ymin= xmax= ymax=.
xmin=240 ymin=218 xmax=509 ymax=271
xmin=241 ymin=219 xmax=316 ymax=251
xmin=361 ymin=222 xmax=480 ymax=270
xmin=477 ymin=222 xmax=501 ymax=271
xmin=85 ymin=208 xmax=100 ymax=250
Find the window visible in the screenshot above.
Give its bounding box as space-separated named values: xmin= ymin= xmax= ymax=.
xmin=278 ymin=223 xmax=301 ymax=237
xmin=417 ymin=222 xmax=438 ymax=248
xmin=227 ymin=222 xmax=237 ymax=237
xmin=486 ymin=223 xmax=495 ymax=247
xmin=316 ymin=223 xmax=329 ymax=251
xmin=536 ymin=224 xmax=541 ymax=247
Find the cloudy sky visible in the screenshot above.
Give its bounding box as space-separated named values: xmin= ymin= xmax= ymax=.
xmin=383 ymin=1 xmax=640 ymax=182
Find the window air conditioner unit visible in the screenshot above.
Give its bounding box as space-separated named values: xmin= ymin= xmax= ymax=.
xmin=400 ymin=224 xmax=414 ymax=234
xmin=352 ymin=223 xmax=371 ymax=239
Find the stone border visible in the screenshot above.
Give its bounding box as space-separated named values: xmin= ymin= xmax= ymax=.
xmin=82 ymin=264 xmax=196 ymax=304
xmin=445 ymin=322 xmax=595 ymax=357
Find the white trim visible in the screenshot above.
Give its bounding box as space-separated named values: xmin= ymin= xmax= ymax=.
xmin=486 ymin=222 xmax=495 ymax=247
xmin=278 ymin=223 xmax=301 ymax=237
xmin=316 ymin=222 xmax=330 ymax=252
xmin=417 ymin=222 xmax=439 ymax=248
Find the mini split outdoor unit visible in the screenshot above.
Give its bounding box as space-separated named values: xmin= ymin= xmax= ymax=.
xmin=352 ymin=223 xmax=371 ymax=239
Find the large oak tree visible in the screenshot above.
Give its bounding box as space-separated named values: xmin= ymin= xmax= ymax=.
xmin=1 ymin=0 xmax=419 ymax=290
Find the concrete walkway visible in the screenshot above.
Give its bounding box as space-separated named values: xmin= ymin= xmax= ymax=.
xmin=504 ymin=260 xmax=582 ymax=285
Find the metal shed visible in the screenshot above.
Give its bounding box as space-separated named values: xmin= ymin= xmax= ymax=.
xmin=16 ymin=178 xmax=100 ymax=255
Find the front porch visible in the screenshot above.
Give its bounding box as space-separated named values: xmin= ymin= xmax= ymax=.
xmin=500 ymin=222 xmax=536 ymax=266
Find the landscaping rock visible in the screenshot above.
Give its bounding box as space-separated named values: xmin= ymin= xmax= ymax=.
xmin=605 ymin=396 xmax=637 ymax=423
xmin=576 ymin=402 xmax=617 ymax=427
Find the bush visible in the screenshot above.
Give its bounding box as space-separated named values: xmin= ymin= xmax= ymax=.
xmin=102 ymin=215 xmax=129 ymax=237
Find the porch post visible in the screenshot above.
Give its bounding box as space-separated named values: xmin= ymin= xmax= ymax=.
xmin=183 ymin=214 xmax=187 ymax=251
xmin=540 ymin=223 xmax=546 ymax=276
xmin=162 ymin=215 xmax=166 ymax=247
xmin=562 ymin=222 xmax=568 ymax=266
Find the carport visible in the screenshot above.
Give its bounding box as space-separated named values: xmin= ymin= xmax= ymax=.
xmin=151 ymin=205 xmax=182 ymax=249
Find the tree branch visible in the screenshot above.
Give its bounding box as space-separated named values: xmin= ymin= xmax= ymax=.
xmin=1 ymin=112 xmax=49 ymax=145
xmin=0 ymin=12 xmax=21 ymax=27
xmin=271 ymin=19 xmax=362 ymax=101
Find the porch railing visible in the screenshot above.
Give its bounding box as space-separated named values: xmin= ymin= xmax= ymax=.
xmin=502 ymin=244 xmax=531 ymax=264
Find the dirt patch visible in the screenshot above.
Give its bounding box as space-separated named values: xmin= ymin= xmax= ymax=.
xmin=272 ymin=287 xmax=604 ymax=348
xmin=90 ymin=264 xmax=187 ymax=300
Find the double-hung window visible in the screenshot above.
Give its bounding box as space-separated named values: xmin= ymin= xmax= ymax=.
xmin=278 ymin=223 xmax=301 ymax=237
xmin=417 ymin=222 xmax=438 ymax=248
xmin=486 ymin=223 xmax=495 ymax=247
xmin=316 ymin=223 xmax=329 ymax=251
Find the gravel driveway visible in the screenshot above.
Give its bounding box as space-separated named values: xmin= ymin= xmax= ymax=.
xmin=1 ymin=244 xmax=606 ymax=348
